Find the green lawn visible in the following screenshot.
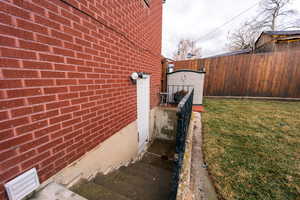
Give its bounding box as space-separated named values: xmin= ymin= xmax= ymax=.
xmin=202 ymin=99 xmax=300 ymax=200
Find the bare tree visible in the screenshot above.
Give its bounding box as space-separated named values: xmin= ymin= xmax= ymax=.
xmin=173 ymin=39 xmax=202 ymax=61
xmin=227 ymin=0 xmax=299 ymax=50
xmin=227 ymin=21 xmax=260 ymax=51
xmin=258 ymin=0 xmax=298 ymax=30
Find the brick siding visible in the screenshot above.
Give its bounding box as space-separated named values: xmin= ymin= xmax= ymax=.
xmin=0 ymin=0 xmax=163 ymax=198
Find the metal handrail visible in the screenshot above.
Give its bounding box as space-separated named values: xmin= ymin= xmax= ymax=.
xmin=170 ymin=89 xmax=194 ymax=200
xmin=167 ymin=85 xmax=193 ymax=104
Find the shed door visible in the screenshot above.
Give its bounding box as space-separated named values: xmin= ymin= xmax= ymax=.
xmin=137 ymin=75 xmax=150 ymax=153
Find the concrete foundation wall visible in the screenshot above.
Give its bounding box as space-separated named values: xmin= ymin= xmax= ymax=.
xmin=43 ymin=120 xmax=139 ymax=188
xmin=149 ymin=108 xmax=158 ymax=140
xmin=40 ymin=107 xmax=160 ymax=189
xmin=152 ymin=107 xmax=177 ymax=141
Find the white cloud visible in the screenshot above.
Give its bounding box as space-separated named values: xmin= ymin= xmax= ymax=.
xmin=162 ymin=0 xmax=300 ymax=58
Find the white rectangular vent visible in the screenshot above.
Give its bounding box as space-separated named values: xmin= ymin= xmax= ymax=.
xmin=4 ymin=168 xmax=40 ymax=200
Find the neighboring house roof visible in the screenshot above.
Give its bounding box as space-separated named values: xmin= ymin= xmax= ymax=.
xmin=203 ymin=49 xmax=251 ymax=59
xmin=255 ymin=30 xmax=300 ymax=48
xmin=262 ymin=30 xmax=300 ymax=36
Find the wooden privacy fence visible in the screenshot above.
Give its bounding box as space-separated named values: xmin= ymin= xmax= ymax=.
xmin=173 ymin=50 xmax=300 ymax=98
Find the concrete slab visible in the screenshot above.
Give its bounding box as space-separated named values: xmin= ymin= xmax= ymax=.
xmin=31 ymin=182 xmax=87 ymax=200
xmin=147 ymin=139 xmax=176 ymax=159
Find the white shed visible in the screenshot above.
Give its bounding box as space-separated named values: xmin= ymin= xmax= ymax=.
xmin=167 ymin=70 xmax=205 ymax=105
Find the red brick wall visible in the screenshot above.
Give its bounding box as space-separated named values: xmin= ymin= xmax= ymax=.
xmin=0 ymin=0 xmax=162 ymax=198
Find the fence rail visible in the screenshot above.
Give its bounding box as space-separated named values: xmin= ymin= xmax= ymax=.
xmin=170 ymin=89 xmax=194 ymax=200
xmin=173 ymin=50 xmax=300 ymax=98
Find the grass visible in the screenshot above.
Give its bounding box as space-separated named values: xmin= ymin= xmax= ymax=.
xmin=202 ymin=99 xmax=300 ymax=200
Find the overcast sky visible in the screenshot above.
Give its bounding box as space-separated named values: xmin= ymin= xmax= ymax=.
xmin=162 ymin=0 xmax=300 ymax=58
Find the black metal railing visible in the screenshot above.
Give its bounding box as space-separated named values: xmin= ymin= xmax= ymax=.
xmin=169 ymin=89 xmax=194 ymax=200
xmin=167 ymin=85 xmax=193 ymax=104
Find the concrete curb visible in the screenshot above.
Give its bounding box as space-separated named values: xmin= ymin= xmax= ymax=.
xmin=176 ymin=112 xmax=218 ymax=200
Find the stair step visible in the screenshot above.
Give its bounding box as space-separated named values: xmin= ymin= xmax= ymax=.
xmin=94 ymin=169 xmax=170 ymax=200
xmin=71 ymin=181 xmax=130 ymax=200
xmin=141 ymin=152 xmax=174 ymax=171
xmin=147 ymin=139 xmax=176 ymax=158
xmin=119 ymin=161 xmax=172 ymax=186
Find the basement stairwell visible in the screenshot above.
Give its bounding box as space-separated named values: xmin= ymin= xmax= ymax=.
xmin=71 ymin=139 xmax=175 ymax=200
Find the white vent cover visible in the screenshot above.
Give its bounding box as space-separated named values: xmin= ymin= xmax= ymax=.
xmin=4 ymin=168 xmax=40 ymax=200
